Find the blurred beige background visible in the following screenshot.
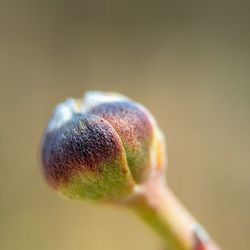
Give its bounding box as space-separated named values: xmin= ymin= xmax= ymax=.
xmin=0 ymin=1 xmax=249 ymax=250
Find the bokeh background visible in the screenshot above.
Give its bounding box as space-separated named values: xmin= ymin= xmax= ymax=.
xmin=1 ymin=1 xmax=249 ymax=250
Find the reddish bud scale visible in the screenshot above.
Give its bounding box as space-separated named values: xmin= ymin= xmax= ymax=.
xmin=89 ymin=101 xmax=154 ymax=182
xmin=42 ymin=113 xmax=127 ymax=189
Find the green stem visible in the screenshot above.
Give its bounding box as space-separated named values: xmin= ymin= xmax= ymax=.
xmin=126 ymin=174 xmax=220 ymax=250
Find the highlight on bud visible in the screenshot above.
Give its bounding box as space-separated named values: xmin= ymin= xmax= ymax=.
xmin=41 ymin=91 xmax=166 ymax=202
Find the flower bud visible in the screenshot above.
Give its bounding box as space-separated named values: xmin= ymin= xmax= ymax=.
xmin=41 ymin=92 xmax=166 ymax=202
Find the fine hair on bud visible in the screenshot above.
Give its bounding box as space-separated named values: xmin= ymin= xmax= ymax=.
xmin=41 ymin=92 xmax=166 ymax=202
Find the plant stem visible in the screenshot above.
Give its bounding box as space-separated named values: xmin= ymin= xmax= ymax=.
xmin=126 ymin=174 xmax=221 ymax=250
